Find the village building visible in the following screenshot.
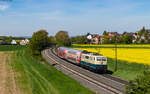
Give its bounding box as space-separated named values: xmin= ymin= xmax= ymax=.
xmin=11 ymin=40 xmax=17 ymax=45
xmin=20 ymin=39 xmax=30 ymax=45
xmin=107 ymin=32 xmax=121 ymax=40
xmin=92 ymin=34 xmax=99 ymax=44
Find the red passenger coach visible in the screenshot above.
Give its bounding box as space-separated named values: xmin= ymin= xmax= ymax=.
xmin=65 ymin=49 xmax=82 ymax=64
xmin=57 ymin=47 xmax=82 ymax=64
xmin=57 ymin=47 xmax=69 ymax=58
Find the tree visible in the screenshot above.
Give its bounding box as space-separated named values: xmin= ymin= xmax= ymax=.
xmin=29 ymin=30 xmax=49 ymax=55
xmin=80 ymin=36 xmax=88 ymax=44
xmin=102 ymin=34 xmax=109 ymax=44
xmin=110 ymin=36 xmax=116 ymax=43
xmin=137 ymin=26 xmax=149 ymax=43
xmin=55 ymin=31 xmax=71 ymax=47
xmin=120 ymin=34 xmax=132 ymax=44
xmin=48 ymin=36 xmax=57 ymax=47
xmin=103 ymin=30 xmax=108 ymax=35
xmin=126 ymin=70 xmax=150 ymax=94
xmin=86 ymin=33 xmax=91 ymax=36
xmin=148 ymin=39 xmax=150 ymax=43
xmin=49 ymin=36 xmax=56 ymax=44
xmin=5 ymin=36 xmax=12 ymax=44
xmin=71 ymin=35 xmax=87 ymax=44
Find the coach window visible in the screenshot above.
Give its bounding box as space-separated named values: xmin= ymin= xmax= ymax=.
xmin=85 ymin=56 xmax=89 ymax=59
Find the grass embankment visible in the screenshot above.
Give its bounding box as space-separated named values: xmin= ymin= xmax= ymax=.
xmin=107 ymin=58 xmax=149 ymax=80
xmin=8 ymin=46 xmax=94 ymax=94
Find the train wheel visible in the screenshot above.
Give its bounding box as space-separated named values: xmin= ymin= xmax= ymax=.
xmin=103 ymin=69 xmax=107 ymax=74
xmin=95 ymin=69 xmax=98 ymax=73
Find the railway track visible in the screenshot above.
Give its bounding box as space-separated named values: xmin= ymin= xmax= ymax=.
xmin=42 ymin=48 xmax=129 ymax=94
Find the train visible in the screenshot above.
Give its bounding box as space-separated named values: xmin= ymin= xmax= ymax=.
xmin=57 ymin=47 xmax=107 ymax=72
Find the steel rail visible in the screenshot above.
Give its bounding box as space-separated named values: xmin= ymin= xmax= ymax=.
xmin=42 ymin=48 xmax=128 ymax=94
xmin=51 ymin=48 xmax=128 ymax=85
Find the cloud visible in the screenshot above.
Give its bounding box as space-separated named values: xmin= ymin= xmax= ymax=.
xmin=0 ymin=5 xmax=9 ymax=11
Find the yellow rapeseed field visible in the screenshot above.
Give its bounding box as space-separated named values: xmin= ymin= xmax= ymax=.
xmin=73 ymin=44 xmax=150 ymax=48
xmin=75 ymin=46 xmax=150 ymax=65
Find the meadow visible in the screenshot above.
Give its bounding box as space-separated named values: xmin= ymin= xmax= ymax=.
xmin=0 ymin=46 xmax=94 ymax=94
xmin=0 ymin=45 xmax=24 ymax=51
xmin=72 ymin=44 xmax=150 ymax=80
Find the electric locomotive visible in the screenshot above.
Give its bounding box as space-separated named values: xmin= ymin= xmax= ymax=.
xmin=57 ymin=47 xmax=107 ymax=72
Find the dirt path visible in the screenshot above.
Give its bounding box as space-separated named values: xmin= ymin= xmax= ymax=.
xmin=0 ymin=52 xmax=22 ymax=94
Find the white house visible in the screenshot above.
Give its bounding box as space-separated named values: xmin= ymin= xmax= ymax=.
xmin=11 ymin=40 xmax=17 ymax=45
xmin=20 ymin=39 xmax=29 ymax=45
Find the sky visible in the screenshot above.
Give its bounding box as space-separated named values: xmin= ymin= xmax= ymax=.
xmin=0 ymin=0 xmax=150 ymax=36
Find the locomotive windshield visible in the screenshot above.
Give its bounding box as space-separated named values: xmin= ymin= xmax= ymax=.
xmin=97 ymin=57 xmax=102 ymax=61
xmin=102 ymin=57 xmax=107 ymax=61
xmin=97 ymin=57 xmax=107 ymax=61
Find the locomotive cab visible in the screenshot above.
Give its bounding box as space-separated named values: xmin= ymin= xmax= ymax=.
xmin=81 ymin=52 xmax=107 ymax=71
xmin=95 ymin=56 xmax=107 ymax=65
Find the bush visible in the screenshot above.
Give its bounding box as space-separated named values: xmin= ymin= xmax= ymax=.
xmin=126 ymin=70 xmax=150 ymax=94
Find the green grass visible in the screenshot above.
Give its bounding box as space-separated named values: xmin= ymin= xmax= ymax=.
xmin=10 ymin=47 xmax=94 ymax=94
xmin=107 ymin=58 xmax=149 ymax=80
xmin=0 ymin=45 xmax=25 ymax=51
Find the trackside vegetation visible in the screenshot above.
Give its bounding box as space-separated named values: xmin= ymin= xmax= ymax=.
xmin=107 ymin=58 xmax=149 ymax=80
xmin=126 ymin=70 xmax=150 ymax=94
xmin=2 ymin=46 xmax=94 ymax=94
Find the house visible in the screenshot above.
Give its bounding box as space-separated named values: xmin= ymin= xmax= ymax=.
xmin=134 ymin=28 xmax=150 ymax=43
xmin=86 ymin=33 xmax=100 ymax=44
xmin=11 ymin=40 xmax=17 ymax=45
xmin=108 ymin=32 xmax=116 ymax=39
xmin=20 ymin=39 xmax=30 ymax=45
xmin=92 ymin=34 xmax=99 ymax=44
xmin=132 ymin=33 xmax=138 ymax=43
xmin=86 ymin=33 xmax=93 ymax=44
xmin=107 ymin=32 xmax=121 ymax=40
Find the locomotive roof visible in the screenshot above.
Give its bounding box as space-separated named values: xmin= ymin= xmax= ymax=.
xmin=82 ymin=50 xmax=102 ymax=56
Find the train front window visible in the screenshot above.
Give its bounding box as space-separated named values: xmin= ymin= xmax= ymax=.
xmin=102 ymin=57 xmax=106 ymax=61
xmin=97 ymin=57 xmax=102 ymax=61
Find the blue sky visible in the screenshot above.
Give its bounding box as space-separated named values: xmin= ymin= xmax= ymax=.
xmin=0 ymin=0 xmax=150 ymax=36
